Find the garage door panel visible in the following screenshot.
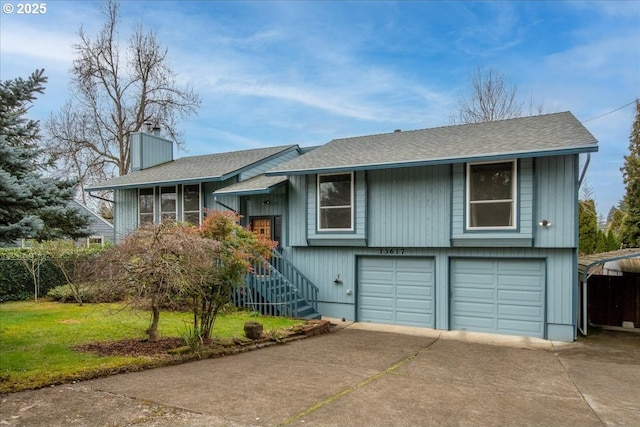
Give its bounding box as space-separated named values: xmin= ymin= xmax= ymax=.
xmin=452 ymin=273 xmax=494 ymax=286
xmin=498 ymin=290 xmax=543 ymax=304
xmin=454 ymin=287 xmax=495 ymax=301
xmin=498 ymin=319 xmax=544 ymax=334
xmin=451 ymin=259 xmax=545 ymax=339
xmin=452 ymin=301 xmax=496 ymax=315
xmin=360 ymin=309 xmax=393 ymax=322
xmin=359 ymin=257 xmax=434 ymax=328
xmin=498 ymin=304 xmax=544 ymax=319
xmin=452 ymin=315 xmax=495 ymax=330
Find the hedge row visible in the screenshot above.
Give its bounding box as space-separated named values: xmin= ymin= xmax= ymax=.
xmin=0 ymin=247 xmax=105 ymax=302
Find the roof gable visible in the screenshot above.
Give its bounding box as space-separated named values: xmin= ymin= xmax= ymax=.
xmin=87 ymin=145 xmax=298 ymax=190
xmin=267 ymin=112 xmax=598 ymax=175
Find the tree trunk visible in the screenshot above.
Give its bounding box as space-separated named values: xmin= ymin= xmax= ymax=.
xmin=147 ymin=297 xmax=161 ymax=341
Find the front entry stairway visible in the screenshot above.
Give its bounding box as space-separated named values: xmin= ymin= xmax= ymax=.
xmin=233 ymin=250 xmax=321 ymax=320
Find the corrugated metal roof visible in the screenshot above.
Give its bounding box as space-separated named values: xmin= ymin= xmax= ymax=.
xmin=87 ymin=145 xmax=298 ymax=190
xmin=578 ymin=248 xmax=640 ymax=278
xmin=267 ymin=112 xmax=598 ymax=175
xmin=213 ymin=174 xmax=288 ymax=196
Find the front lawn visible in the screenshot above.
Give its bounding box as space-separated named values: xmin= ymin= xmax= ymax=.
xmin=0 ymin=301 xmax=303 ymax=393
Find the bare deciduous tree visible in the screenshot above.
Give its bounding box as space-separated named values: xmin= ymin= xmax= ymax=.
xmin=450 ymin=66 xmax=524 ymax=125
xmin=46 ymin=0 xmax=200 ymax=203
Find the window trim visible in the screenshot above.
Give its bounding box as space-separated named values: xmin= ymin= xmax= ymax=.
xmin=317 ymin=172 xmax=354 ymax=232
xmin=160 ymin=185 xmax=177 ymax=223
xmin=138 ymin=187 xmax=155 ymax=225
xmin=466 ymin=160 xmax=518 ymax=230
xmin=182 ymin=183 xmax=201 ymax=225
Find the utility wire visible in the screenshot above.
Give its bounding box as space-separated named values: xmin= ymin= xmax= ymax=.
xmin=581 ymin=99 xmax=638 ymax=123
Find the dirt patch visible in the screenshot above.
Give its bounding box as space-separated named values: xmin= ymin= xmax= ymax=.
xmin=73 ymin=320 xmax=332 ymax=358
xmin=75 ymin=337 xmax=186 ymax=357
xmin=59 ymin=319 xmax=82 ymax=324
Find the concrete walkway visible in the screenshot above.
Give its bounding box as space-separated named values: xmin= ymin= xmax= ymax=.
xmin=1 ymin=321 xmax=639 ymax=426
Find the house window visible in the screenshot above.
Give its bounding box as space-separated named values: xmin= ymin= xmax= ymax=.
xmin=139 ymin=188 xmax=155 ymax=225
xmin=160 ymin=186 xmax=177 ymax=222
xmin=183 ymin=184 xmax=201 ymax=225
xmin=87 ymin=236 xmax=104 ymax=246
xmin=467 ymin=160 xmax=517 ymax=229
xmin=318 ymin=173 xmax=353 ymax=230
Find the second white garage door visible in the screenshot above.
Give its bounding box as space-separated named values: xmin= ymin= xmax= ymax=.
xmin=358 ymin=257 xmax=435 ymax=327
xmin=450 ymin=258 xmax=546 ymax=338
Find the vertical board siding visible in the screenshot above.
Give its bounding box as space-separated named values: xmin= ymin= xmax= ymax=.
xmin=368 ymin=165 xmax=450 ymax=247
xmin=535 ymin=155 xmax=577 ymax=248
xmin=288 ymin=175 xmax=307 ymax=246
xmin=114 ymin=189 xmax=138 ymax=243
xmin=306 ymin=171 xmax=366 ymax=241
xmin=205 ymin=179 xmax=240 ymax=213
xmin=286 ymin=245 xmax=575 ymax=335
xmin=451 ymin=158 xmax=534 ymax=241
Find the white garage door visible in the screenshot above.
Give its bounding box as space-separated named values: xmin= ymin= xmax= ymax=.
xmin=450 ymin=259 xmax=545 ymax=338
xmin=358 ymin=257 xmax=435 ymax=327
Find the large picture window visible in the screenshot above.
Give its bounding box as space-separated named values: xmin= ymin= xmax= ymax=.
xmin=467 ymin=160 xmax=517 ymax=229
xmin=182 ymin=184 xmax=201 ymax=225
xmin=318 ymin=173 xmax=353 ymax=230
xmin=160 ymin=186 xmax=177 ymax=222
xmin=139 ymin=188 xmax=154 ymax=225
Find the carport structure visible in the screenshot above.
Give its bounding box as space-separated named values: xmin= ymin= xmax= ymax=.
xmin=578 ymin=248 xmax=640 ymax=335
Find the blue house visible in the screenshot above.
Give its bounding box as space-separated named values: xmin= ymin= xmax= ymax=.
xmin=87 ymin=112 xmax=598 ymax=342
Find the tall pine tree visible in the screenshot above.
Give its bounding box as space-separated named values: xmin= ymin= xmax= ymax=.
xmin=619 ymin=100 xmax=640 ymax=248
xmin=0 ymin=69 xmax=91 ymax=244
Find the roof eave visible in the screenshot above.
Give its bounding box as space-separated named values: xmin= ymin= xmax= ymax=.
xmin=213 ymin=180 xmax=288 ymax=197
xmin=86 ymin=176 xmax=226 ymax=192
xmin=266 ymin=145 xmax=599 ymax=176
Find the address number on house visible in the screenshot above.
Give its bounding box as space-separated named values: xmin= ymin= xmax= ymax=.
xmin=379 ymin=248 xmax=406 ymax=255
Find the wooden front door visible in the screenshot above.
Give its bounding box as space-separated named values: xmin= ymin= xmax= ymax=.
xmin=250 ymin=216 xmax=282 ymax=248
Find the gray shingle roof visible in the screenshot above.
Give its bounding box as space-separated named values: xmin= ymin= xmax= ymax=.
xmin=267 ymin=112 xmax=598 ymax=175
xmin=87 ymin=145 xmax=298 ymax=190
xmin=213 ymin=174 xmax=288 ymax=196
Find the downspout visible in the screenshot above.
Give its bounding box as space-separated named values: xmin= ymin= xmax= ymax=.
xmin=576 ymin=153 xmax=591 ymax=337
xmin=578 ymin=153 xmax=591 ymax=187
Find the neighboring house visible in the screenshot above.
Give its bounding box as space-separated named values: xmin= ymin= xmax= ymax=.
xmin=1 ymin=200 xmax=114 ymax=248
xmin=69 ymin=200 xmax=115 ymax=246
xmin=87 ymin=112 xmax=598 ymax=342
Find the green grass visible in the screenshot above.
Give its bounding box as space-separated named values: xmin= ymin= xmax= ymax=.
xmin=0 ymin=301 xmax=303 ymax=393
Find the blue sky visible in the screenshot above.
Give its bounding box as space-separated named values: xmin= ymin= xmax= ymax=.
xmin=1 ymin=1 xmax=639 ymax=218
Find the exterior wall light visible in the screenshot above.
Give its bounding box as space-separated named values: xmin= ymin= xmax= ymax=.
xmin=539 ymin=219 xmax=552 ymax=227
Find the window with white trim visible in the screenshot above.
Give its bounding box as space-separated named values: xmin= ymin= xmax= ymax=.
xmin=182 ymin=184 xmax=201 ymax=225
xmin=467 ymin=160 xmax=517 ymax=229
xmin=160 ymin=186 xmax=177 ymax=222
xmin=318 ymin=173 xmax=353 ymax=230
xmin=87 ymin=236 xmax=104 ymax=246
xmin=139 ymin=188 xmax=155 ymax=225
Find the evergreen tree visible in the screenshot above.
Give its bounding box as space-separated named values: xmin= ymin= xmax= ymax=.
xmin=619 ymin=100 xmax=640 ymax=247
xmin=0 ymin=69 xmax=91 ymax=243
xmin=578 ymin=199 xmax=598 ymax=255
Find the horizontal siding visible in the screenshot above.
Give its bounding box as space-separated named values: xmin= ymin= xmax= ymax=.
xmin=240 ymin=148 xmax=299 ymax=180
xmin=367 ymin=165 xmax=450 ymax=247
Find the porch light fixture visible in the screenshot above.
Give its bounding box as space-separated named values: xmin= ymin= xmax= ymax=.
xmin=539 ymin=219 xmax=552 ymax=228
xmin=334 ymin=274 xmax=343 ymax=284
xmin=262 ymin=200 xmax=271 ymax=205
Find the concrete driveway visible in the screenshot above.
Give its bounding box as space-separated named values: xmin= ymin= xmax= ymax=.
xmin=1 ymin=321 xmax=639 ymax=427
